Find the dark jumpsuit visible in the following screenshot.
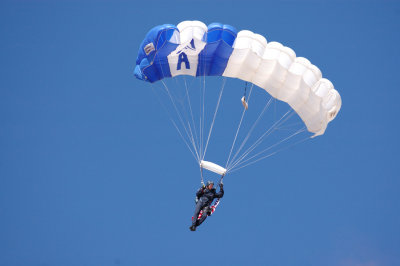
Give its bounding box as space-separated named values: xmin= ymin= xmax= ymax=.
xmin=192 ymin=186 xmax=224 ymax=227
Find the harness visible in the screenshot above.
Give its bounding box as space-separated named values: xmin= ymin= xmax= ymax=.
xmin=192 ymin=198 xmax=221 ymax=221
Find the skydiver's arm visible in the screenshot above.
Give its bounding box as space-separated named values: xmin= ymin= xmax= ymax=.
xmin=215 ymin=187 xmax=224 ymax=198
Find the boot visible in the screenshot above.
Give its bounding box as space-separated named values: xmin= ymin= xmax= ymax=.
xmin=189 ymin=225 xmax=196 ymax=231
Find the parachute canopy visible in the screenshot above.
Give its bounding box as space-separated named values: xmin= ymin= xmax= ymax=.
xmin=134 ymin=20 xmax=341 ymax=136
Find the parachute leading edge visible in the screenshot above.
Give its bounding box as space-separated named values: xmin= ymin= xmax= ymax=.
xmin=200 ymin=160 xmax=227 ymax=176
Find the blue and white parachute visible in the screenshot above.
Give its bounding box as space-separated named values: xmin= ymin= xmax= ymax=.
xmin=135 ymin=20 xmax=341 ymax=136
xmin=134 ymin=20 xmax=341 ymax=176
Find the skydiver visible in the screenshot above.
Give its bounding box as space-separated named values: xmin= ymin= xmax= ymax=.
xmin=189 ymin=180 xmax=224 ymax=231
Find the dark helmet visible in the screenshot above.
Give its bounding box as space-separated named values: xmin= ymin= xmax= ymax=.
xmin=206 ymin=181 xmax=214 ymax=187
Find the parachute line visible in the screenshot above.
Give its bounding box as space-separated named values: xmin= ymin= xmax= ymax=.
xmin=175 ymin=76 xmax=201 ymax=159
xmin=201 ymin=47 xmax=207 ymax=159
xmin=229 ymin=96 xmax=274 ymax=167
xmin=229 ymin=127 xmax=306 ymax=172
xmin=228 ymin=133 xmax=311 ymax=173
xmin=183 ymin=77 xmax=201 ymax=155
xmin=202 ymin=77 xmax=226 ymax=161
xmin=228 ymin=110 xmax=295 ymax=171
xmin=154 ymin=50 xmax=202 ymax=163
xmin=199 ymin=77 xmax=205 ymax=160
xmin=227 ymin=109 xmax=294 ymax=171
xmin=225 ymin=84 xmax=254 ymax=168
xmin=160 ymin=80 xmax=201 ymax=162
xmin=150 ymin=84 xmax=199 ymax=162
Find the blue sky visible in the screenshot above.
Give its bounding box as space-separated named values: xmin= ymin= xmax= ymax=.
xmin=1 ymin=0 xmax=399 ymax=265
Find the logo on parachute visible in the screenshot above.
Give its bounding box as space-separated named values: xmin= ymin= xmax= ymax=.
xmin=176 ymin=39 xmax=196 ymax=70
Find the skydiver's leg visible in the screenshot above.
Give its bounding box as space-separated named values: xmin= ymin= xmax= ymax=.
xmin=192 ymin=201 xmax=204 ymax=226
xmin=196 ymin=212 xmax=208 ymax=226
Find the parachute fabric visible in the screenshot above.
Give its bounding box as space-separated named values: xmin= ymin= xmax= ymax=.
xmin=135 ymin=20 xmax=341 ymax=136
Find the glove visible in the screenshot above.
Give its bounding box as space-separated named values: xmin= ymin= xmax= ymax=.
xmin=219 ymin=183 xmax=224 ymax=188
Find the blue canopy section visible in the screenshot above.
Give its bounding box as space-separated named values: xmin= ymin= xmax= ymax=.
xmin=134 ymin=24 xmax=179 ymax=82
xmin=197 ymin=23 xmax=237 ymax=76
xmin=134 ymin=22 xmax=238 ymax=83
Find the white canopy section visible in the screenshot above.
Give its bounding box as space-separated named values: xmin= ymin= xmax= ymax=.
xmin=200 ymin=160 xmax=227 ymax=175
xmin=223 ymin=31 xmax=342 ymax=136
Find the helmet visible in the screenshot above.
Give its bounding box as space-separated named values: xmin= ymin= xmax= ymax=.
xmin=206 ymin=181 xmax=214 ymax=186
